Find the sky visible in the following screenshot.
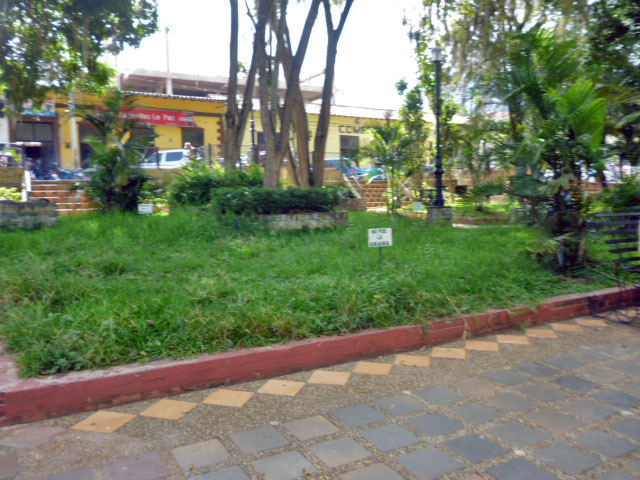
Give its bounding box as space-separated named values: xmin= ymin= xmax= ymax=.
xmin=110 ymin=0 xmax=425 ymax=110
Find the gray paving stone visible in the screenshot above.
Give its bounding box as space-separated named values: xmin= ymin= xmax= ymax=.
xmin=0 ymin=450 xmax=18 ymax=480
xmin=485 ymin=370 xmax=530 ymax=386
xmin=340 ymin=463 xmax=406 ymax=480
xmin=374 ymin=395 xmax=427 ymax=415
xmin=533 ymin=442 xmax=601 ymax=475
xmin=554 ymin=375 xmax=599 ymax=392
xmin=545 ymin=355 xmax=585 ymax=370
xmin=172 ymin=439 xmax=229 ymax=471
xmin=453 ymin=377 xmax=496 ymax=396
xmin=230 ymin=426 xmax=289 ymax=455
xmin=631 ymin=460 xmax=640 ymax=472
xmin=486 ymin=392 xmax=538 ymax=413
xmin=488 ymin=422 xmax=549 ymax=447
xmin=444 ymin=434 xmax=508 ymax=463
xmin=611 ymin=418 xmax=640 ymax=441
xmin=592 ymin=344 xmax=632 ymax=356
xmin=36 ymin=468 xmax=94 ymax=480
xmin=518 ymin=363 xmax=561 ymax=377
xmin=575 ymin=366 xmax=625 ymax=383
xmin=397 ymin=446 xmax=463 ymax=480
xmin=102 ymin=453 xmax=168 ymax=480
xmin=620 ymin=380 xmax=640 ymax=395
xmin=448 ymin=402 xmax=502 ymax=424
xmin=561 ymin=399 xmax=617 ymax=420
xmin=518 ymin=382 xmax=570 ymax=402
xmin=606 ymin=361 xmax=639 ymax=376
xmin=487 ymin=458 xmax=560 ymax=480
xmin=522 ymin=409 xmax=585 ymax=433
xmin=359 ymin=423 xmax=420 ymax=452
xmin=575 ymin=430 xmax=637 ymax=458
xmin=594 ymin=389 xmax=640 ymax=409
xmin=568 ymin=348 xmax=611 ymax=362
xmin=283 ymin=415 xmax=338 ymax=441
xmin=0 ymin=426 xmax=65 ymax=449
xmin=252 ymin=451 xmax=316 ymax=480
xmin=407 ymin=413 xmax=463 ymax=437
xmin=595 ymin=470 xmax=638 ymax=480
xmin=415 ymin=386 xmax=463 ymax=405
xmin=190 ymin=466 xmax=249 ymax=480
xmin=332 ymin=404 xmax=386 ymax=428
xmin=309 ymin=437 xmax=370 ymax=467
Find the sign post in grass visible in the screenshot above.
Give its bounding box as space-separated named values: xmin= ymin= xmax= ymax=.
xmin=368 ymin=228 xmax=392 ymax=265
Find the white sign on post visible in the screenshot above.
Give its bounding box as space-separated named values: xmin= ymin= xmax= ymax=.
xmin=138 ymin=203 xmax=154 ymax=215
xmin=368 ymin=228 xmax=393 ymax=248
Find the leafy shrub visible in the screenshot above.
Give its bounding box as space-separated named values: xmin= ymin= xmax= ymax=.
xmin=84 ymin=167 xmax=149 ymax=212
xmin=0 ymin=187 xmax=22 ymax=201
xmin=598 ymin=177 xmax=640 ymax=212
xmin=211 ymin=187 xmax=343 ymax=216
xmin=168 ymin=163 xmax=263 ymax=206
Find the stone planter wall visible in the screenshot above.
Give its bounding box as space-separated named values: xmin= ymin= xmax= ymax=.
xmin=339 ymin=198 xmax=367 ymax=211
xmin=0 ymin=201 xmax=57 ymax=229
xmin=260 ymin=211 xmax=348 ymax=230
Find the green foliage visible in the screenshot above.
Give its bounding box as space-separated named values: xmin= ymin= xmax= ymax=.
xmin=0 ymin=187 xmax=22 ymax=201
xmin=598 ymin=177 xmax=640 ymax=212
xmin=168 ymin=163 xmax=264 ymax=206
xmin=211 ymin=187 xmax=342 ymax=216
xmin=460 ymin=179 xmax=506 ymax=210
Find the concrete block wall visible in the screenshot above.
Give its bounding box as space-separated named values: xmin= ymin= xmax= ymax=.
xmin=260 ymin=211 xmax=348 ymax=230
xmin=0 ymin=201 xmax=57 ymax=229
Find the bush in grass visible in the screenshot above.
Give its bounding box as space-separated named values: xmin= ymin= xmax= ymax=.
xmin=598 ymin=177 xmax=640 ymax=212
xmin=211 ymin=187 xmax=342 ymax=216
xmin=168 ymin=163 xmax=263 ymax=206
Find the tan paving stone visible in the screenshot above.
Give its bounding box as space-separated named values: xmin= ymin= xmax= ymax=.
xmin=353 ymin=361 xmax=393 ymax=375
xmin=525 ymin=328 xmax=558 ymax=338
xmin=465 ymin=340 xmax=499 ymax=352
xmin=71 ymin=411 xmax=136 ymax=434
xmin=551 ymin=323 xmax=584 ymax=332
xmin=432 ymin=347 xmax=466 ymax=359
xmin=203 ymin=389 xmax=254 ymax=407
xmin=496 ymin=335 xmax=530 ymax=345
xmin=139 ymin=399 xmax=197 ymax=420
xmin=575 ymin=318 xmax=608 ymax=327
xmin=258 ymin=379 xmax=306 ymax=396
xmin=308 ymin=370 xmax=351 ymax=385
xmin=395 ymin=354 xmax=431 ymax=367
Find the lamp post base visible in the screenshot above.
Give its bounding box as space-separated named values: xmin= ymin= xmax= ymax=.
xmin=426 ymin=206 xmax=453 ymax=225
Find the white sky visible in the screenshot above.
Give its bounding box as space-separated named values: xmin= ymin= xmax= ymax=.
xmin=110 ymin=0 xmax=425 ymax=110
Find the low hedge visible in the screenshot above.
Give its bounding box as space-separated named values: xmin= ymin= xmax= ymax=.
xmin=211 ymin=187 xmax=343 ymax=215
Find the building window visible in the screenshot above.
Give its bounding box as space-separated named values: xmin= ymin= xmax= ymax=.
xmin=182 ymin=127 xmax=204 ymax=147
xmin=340 ymin=135 xmax=359 ymax=158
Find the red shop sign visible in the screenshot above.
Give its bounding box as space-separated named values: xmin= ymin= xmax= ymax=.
xmin=121 ymin=108 xmax=196 ymax=127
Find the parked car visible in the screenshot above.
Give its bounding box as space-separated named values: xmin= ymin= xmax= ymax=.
xmin=356 ymin=166 xmax=386 ymax=182
xmin=140 ymin=149 xmax=190 ymax=169
xmin=324 ymin=158 xmax=358 ymax=176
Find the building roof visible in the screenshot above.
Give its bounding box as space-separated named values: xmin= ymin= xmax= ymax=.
xmin=127 ymin=90 xmax=227 ymax=103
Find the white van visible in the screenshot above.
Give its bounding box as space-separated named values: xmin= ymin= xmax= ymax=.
xmin=141 ymin=149 xmax=190 ymax=169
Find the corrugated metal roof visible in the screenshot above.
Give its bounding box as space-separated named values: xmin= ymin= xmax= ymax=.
xmin=127 ymin=90 xmax=227 ymax=103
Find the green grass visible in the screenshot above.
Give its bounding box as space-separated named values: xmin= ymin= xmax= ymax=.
xmin=0 ymin=210 xmax=612 ymax=377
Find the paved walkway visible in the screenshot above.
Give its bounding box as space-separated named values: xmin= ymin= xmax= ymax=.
xmin=2 ymin=315 xmax=640 ymax=479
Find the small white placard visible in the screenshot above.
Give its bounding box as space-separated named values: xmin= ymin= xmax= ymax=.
xmin=138 ymin=203 xmax=154 ymax=214
xmin=368 ymin=228 xmax=392 ymax=247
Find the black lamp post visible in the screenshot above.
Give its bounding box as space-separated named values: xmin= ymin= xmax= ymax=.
xmin=433 ymin=47 xmax=445 ymax=208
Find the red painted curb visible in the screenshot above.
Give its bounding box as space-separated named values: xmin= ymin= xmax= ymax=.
xmin=0 ymin=286 xmax=636 ymax=426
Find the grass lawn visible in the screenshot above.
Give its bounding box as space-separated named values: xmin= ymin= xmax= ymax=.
xmin=0 ymin=210 xmax=612 ymax=377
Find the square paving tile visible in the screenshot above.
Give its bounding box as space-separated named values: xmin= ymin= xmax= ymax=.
xmin=465 ymin=340 xmax=499 ymax=351
xmin=605 ymin=361 xmax=639 ymax=376
xmin=486 ymin=392 xmax=538 ymax=413
xmin=611 ymin=418 xmax=640 ymax=441
xmin=203 ymin=389 xmax=254 ymax=407
xmin=0 ymin=451 xmax=18 ymax=480
xmin=431 ymin=347 xmax=466 ymax=359
xmin=533 ymin=442 xmax=601 ymax=475
xmin=550 ymin=323 xmax=584 ymax=332
xmin=340 ymin=463 xmax=405 ymax=480
xmin=453 ymin=377 xmax=496 ymax=396
xmin=408 ymin=413 xmax=463 ymax=437
xmin=522 ymin=409 xmax=585 ymax=434
xmin=568 ymin=348 xmax=611 ymax=362
xmin=518 ymin=382 xmax=569 ymax=402
xmin=397 ymin=446 xmax=463 ymax=480
xmin=593 ymin=389 xmax=640 ymax=409
xmin=395 ymin=354 xmax=431 ymax=367
xmin=525 ymin=328 xmax=558 ymax=338
xmin=595 ymin=470 xmax=638 ymax=480
xmin=360 ymin=423 xmax=420 ymax=452
xmin=374 ymin=395 xmax=427 ymax=415
xmin=190 ymin=466 xmax=249 ymax=480
xmin=448 ymin=402 xmax=502 ymax=424
xmin=561 ymin=399 xmax=616 ymax=420
xmin=309 ymin=437 xmax=370 ymax=467
xmin=545 ymin=356 xmax=585 ymax=370
xmin=352 ymin=361 xmax=393 ymax=375
xmin=621 ymin=380 xmax=640 ymax=395
xmin=575 ymin=366 xmax=625 ymax=383
xmin=308 ymin=370 xmax=351 ymax=385
xmin=332 ymin=404 xmax=386 ymax=428
xmin=415 ymin=386 xmax=463 ymax=405
xmin=575 ymin=318 xmax=608 ymax=327
xmin=102 ymin=452 xmax=168 ymax=480
xmin=140 ymin=399 xmax=197 ymax=420
xmin=72 ymin=411 xmax=136 ymax=434
xmin=230 ymin=426 xmax=289 ymax=455
xmin=496 ymin=334 xmax=529 ymax=345
xmin=517 ymin=363 xmax=561 ymax=377
xmin=258 ymin=379 xmax=306 ymax=396
xmin=0 ymin=426 xmax=64 ymax=449
xmin=574 ymin=430 xmax=637 ymax=458
xmin=172 ymin=439 xmax=229 ymax=471
xmin=36 ymin=467 xmax=94 ymax=480
xmin=554 ymin=375 xmax=599 ymax=392
xmin=487 ymin=458 xmax=560 ymax=480
xmin=252 ymin=451 xmax=316 ymax=480
xmin=488 ymin=422 xmax=549 ymax=447
xmin=284 ymin=415 xmax=338 ymax=441
xmin=444 ymin=434 xmax=508 ymax=463
xmin=485 ymin=369 xmax=529 ymax=386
